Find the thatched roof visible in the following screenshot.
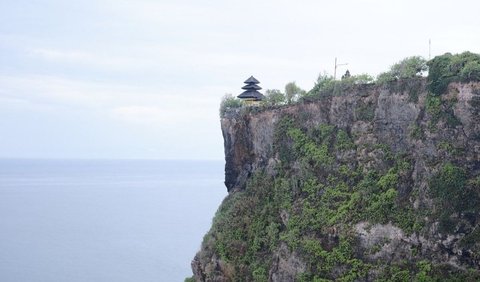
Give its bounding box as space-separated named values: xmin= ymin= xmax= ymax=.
xmin=244 ymin=76 xmax=260 ymax=84
xmin=237 ymin=90 xmax=265 ymax=100
xmin=241 ymin=84 xmax=262 ymax=90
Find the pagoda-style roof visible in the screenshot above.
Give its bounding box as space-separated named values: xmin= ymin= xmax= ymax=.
xmin=238 ymin=90 xmax=265 ymax=100
xmin=237 ymin=76 xmax=264 ymax=101
xmin=244 ymin=76 xmax=260 ymax=84
xmin=241 ymin=84 xmax=262 ymax=90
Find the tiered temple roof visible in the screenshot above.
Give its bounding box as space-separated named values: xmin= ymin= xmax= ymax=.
xmin=237 ymin=76 xmax=265 ymax=101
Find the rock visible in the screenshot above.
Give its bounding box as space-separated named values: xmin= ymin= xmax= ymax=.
xmin=193 ymin=80 xmax=480 ymax=280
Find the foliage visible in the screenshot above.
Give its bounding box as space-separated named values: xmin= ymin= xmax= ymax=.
xmin=424 ymin=92 xmax=461 ymax=128
xmin=335 ymin=129 xmax=355 ymax=151
xmin=285 ymin=81 xmax=306 ymax=104
xmin=206 ymin=63 xmax=480 ymax=280
xmin=377 ymin=56 xmax=427 ymax=83
xmin=356 ymin=101 xmax=376 ymax=121
xmin=306 ymin=72 xmax=336 ymax=98
xmin=425 ymin=94 xmax=442 ymax=122
xmin=427 ymin=51 xmax=480 ymax=95
xmin=262 ymin=89 xmax=286 ymax=106
xmin=410 ymin=124 xmax=424 ymax=140
xmin=306 ymin=72 xmax=374 ymax=98
xmin=300 ymin=236 xmax=369 ymax=281
xmin=346 ymin=73 xmax=374 ymax=84
xmin=429 ymin=163 xmax=480 ymax=233
xmin=430 ymin=163 xmax=469 ymax=212
xmin=201 ymin=172 xmax=286 ymax=280
xmin=287 ymin=127 xmax=334 ymax=168
xmin=219 ymin=93 xmax=243 ymax=117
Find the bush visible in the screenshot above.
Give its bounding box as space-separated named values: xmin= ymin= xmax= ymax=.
xmin=219 ymin=94 xmax=243 ymax=117
xmin=430 ymin=163 xmax=466 ymax=202
xmin=460 ymin=60 xmax=480 ymax=82
xmin=306 ymin=72 xmax=336 ymax=97
xmin=263 ymin=89 xmax=286 ymax=106
xmin=285 ymin=82 xmax=306 ymax=104
xmin=377 ymin=56 xmax=427 ymax=83
xmin=427 ymin=52 xmax=480 ymax=95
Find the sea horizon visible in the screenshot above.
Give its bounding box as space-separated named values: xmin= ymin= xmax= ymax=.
xmin=0 ymin=159 xmax=227 ymax=281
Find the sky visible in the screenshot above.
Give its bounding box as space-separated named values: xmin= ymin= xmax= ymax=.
xmin=1 ymin=0 xmax=479 ymax=160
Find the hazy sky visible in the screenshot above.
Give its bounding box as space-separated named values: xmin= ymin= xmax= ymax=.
xmin=1 ymin=0 xmax=479 ymax=160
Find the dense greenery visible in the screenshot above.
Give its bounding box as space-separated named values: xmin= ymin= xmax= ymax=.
xmin=427 ymin=52 xmax=480 ymax=95
xmin=208 ymin=53 xmax=480 ymax=280
xmin=262 ymin=89 xmax=286 ymax=106
xmin=305 ymin=72 xmax=374 ymax=98
xmin=219 ymin=94 xmax=243 ymax=117
xmin=285 ymin=81 xmax=306 ymax=104
xmin=201 ymin=115 xmax=447 ymax=280
xmin=376 ymin=56 xmax=427 ymax=84
xmin=429 ymin=163 xmax=480 ymax=233
xmin=220 ymin=52 xmax=480 ymax=118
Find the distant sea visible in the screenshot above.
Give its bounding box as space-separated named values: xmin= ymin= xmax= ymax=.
xmin=0 ymin=159 xmax=226 ymax=282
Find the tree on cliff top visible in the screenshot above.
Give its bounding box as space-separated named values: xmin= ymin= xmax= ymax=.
xmin=377 ymin=56 xmax=427 ymax=83
xmin=263 ymin=89 xmax=286 ymax=106
xmin=285 ymin=81 xmax=306 ymax=104
xmin=219 ymin=94 xmax=243 ymax=117
xmin=427 ymin=51 xmax=480 ymax=95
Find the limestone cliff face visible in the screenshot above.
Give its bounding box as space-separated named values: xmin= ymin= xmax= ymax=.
xmin=193 ymin=80 xmax=480 ymax=281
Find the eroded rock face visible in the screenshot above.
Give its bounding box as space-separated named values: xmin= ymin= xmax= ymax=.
xmin=269 ymin=243 xmax=306 ymax=282
xmin=193 ymin=80 xmax=480 ymax=281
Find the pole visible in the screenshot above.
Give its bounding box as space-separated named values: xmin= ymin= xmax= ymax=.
xmin=334 ymin=57 xmax=348 ymax=80
xmin=334 ymin=57 xmax=337 ymax=80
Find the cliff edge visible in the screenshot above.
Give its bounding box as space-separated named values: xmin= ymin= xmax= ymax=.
xmin=192 ymin=79 xmax=480 ymax=281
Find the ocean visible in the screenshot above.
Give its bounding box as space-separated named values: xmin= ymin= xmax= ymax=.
xmin=0 ymin=159 xmax=227 ymax=282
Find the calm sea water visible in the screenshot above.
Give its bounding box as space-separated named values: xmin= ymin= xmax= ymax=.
xmin=0 ymin=159 xmax=226 ymax=282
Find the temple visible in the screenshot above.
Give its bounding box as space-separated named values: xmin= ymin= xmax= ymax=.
xmin=237 ymin=76 xmax=265 ymax=105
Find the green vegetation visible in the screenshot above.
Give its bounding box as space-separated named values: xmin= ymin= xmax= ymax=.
xmin=429 ymin=163 xmax=480 ymax=233
xmin=285 ymin=81 xmax=306 ymax=104
xmin=305 ymin=72 xmax=374 ymax=98
xmin=208 ymin=52 xmax=480 ymax=280
xmin=427 ymin=52 xmax=480 ymax=95
xmin=219 ymin=94 xmax=243 ymax=117
xmin=410 ymin=124 xmax=424 ymax=140
xmin=425 ymin=94 xmax=442 ymax=122
xmin=377 ymin=56 xmax=427 ymax=84
xmin=201 ymin=115 xmax=436 ymax=280
xmin=424 ymin=90 xmax=461 ymax=128
xmin=305 ymin=72 xmax=336 ymax=98
xmin=356 ymin=100 xmax=376 ymax=121
xmin=220 ymin=52 xmax=480 ymax=115
xmin=262 ymin=89 xmax=286 ymax=106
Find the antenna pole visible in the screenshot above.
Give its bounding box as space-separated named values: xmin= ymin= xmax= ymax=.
xmin=334 ymin=57 xmax=337 ymax=80
xmin=334 ymin=57 xmax=348 ymax=80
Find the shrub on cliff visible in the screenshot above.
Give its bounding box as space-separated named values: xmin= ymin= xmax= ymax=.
xmin=427 ymin=52 xmax=480 ymax=95
xmin=285 ymin=81 xmax=306 ymax=104
xmin=305 ymin=72 xmax=336 ymax=98
xmin=262 ymin=89 xmax=286 ymax=106
xmin=377 ymin=56 xmax=427 ymax=84
xmin=219 ymin=94 xmax=243 ymax=117
xmin=305 ymin=72 xmax=374 ymax=98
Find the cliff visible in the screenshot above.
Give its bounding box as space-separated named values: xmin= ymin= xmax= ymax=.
xmin=192 ymin=79 xmax=480 ymax=281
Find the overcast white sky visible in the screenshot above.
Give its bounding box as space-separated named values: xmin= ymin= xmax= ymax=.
xmin=1 ymin=0 xmax=479 ymax=160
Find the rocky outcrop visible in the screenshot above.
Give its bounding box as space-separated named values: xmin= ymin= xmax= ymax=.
xmin=193 ymin=79 xmax=480 ymax=281
xmin=222 ymin=80 xmax=480 ymax=190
